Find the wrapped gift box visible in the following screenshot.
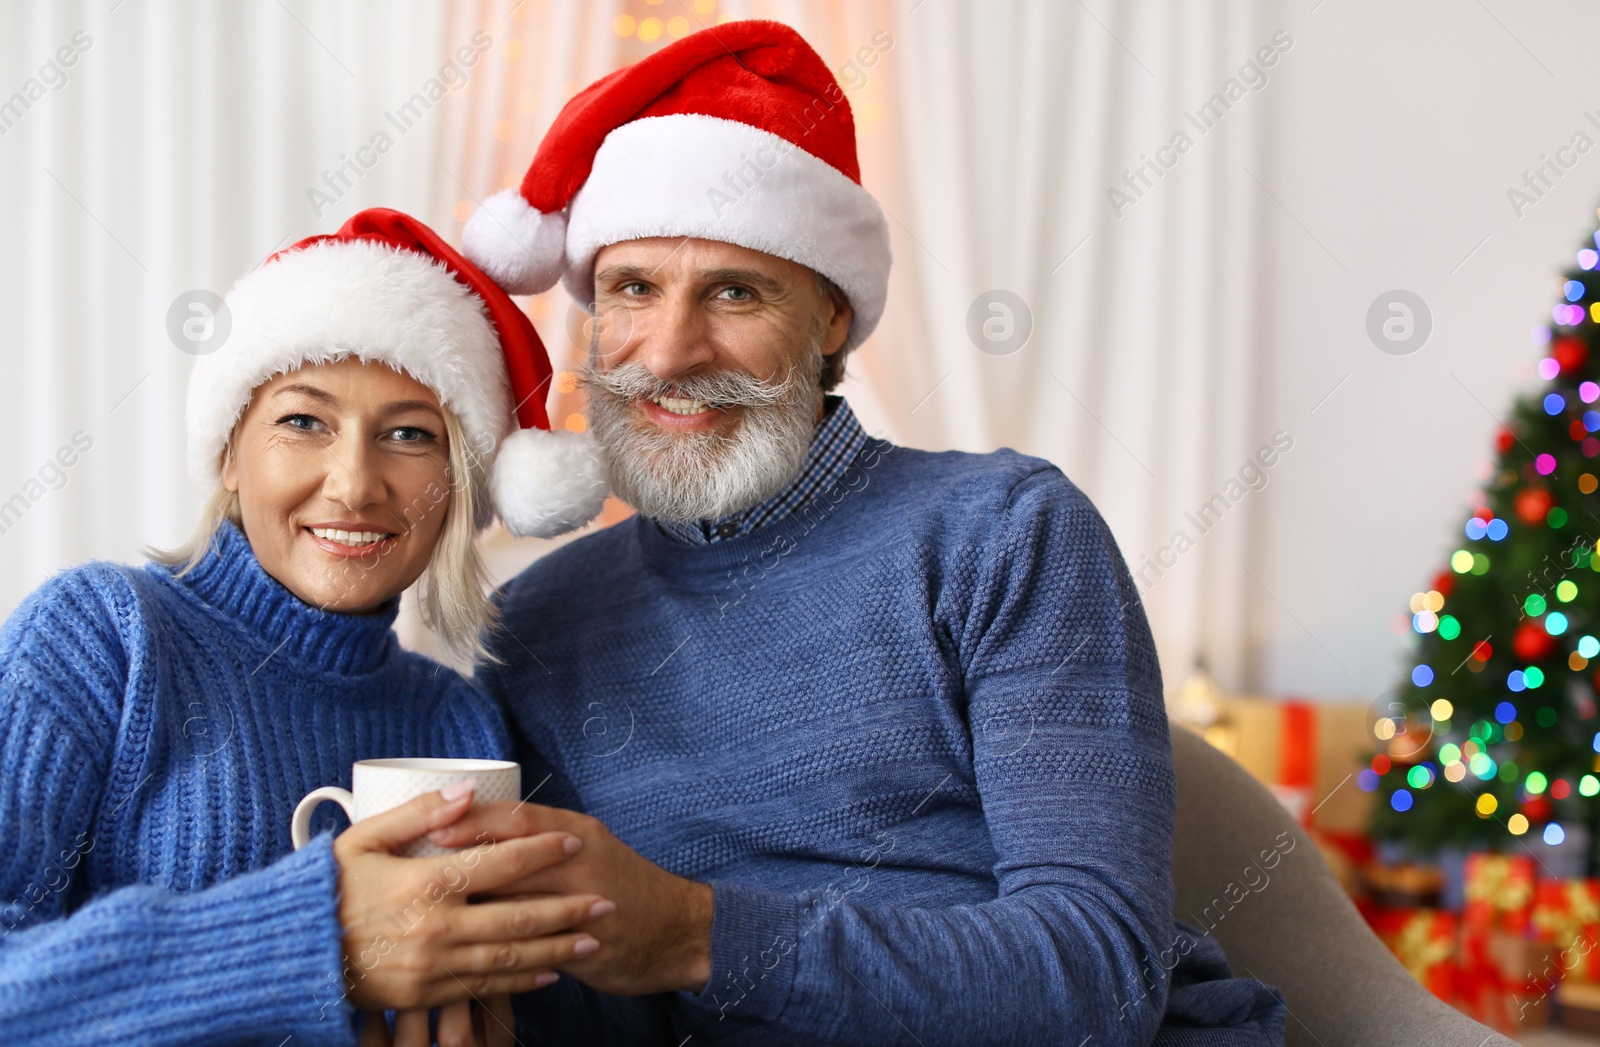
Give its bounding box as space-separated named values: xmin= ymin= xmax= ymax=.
xmin=1212 ymin=697 xmax=1374 ymax=835
xmin=1365 ymin=906 xmax=1457 ymax=999
xmin=1464 ymin=853 xmax=1536 ymax=935
xmin=1531 ymin=879 xmax=1600 ymax=981
xmin=1457 ymin=927 xmax=1553 ymax=1031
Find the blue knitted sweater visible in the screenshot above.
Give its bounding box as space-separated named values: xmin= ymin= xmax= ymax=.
xmin=483 ymin=440 xmax=1288 ymax=1046
xmin=0 ymin=520 xmax=511 ymax=1045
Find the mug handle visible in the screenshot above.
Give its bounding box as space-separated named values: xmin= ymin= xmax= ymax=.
xmin=291 ymin=786 xmax=357 ymax=850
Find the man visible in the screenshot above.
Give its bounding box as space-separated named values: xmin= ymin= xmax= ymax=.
xmin=439 ymin=19 xmax=1288 ymax=1046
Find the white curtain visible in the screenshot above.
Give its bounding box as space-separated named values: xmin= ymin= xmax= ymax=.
xmin=0 ymin=0 xmax=458 ymax=596
xmin=1 ymin=0 xmax=1278 ymax=698
xmin=854 ymin=0 xmax=1279 ymax=697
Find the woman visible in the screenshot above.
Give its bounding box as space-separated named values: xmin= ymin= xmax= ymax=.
xmin=0 ymin=209 xmax=610 ymax=1045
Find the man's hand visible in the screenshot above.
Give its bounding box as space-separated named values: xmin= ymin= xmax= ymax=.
xmin=332 ymin=789 xmax=609 ymax=1011
xmin=427 ymin=802 xmax=713 ymax=996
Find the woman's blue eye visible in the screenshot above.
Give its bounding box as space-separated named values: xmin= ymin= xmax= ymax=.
xmin=391 ymin=427 xmax=436 ymax=443
xmin=278 ymin=414 xmax=320 ymax=431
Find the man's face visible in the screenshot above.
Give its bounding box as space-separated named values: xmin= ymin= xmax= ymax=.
xmin=583 ymin=237 xmax=853 ymax=523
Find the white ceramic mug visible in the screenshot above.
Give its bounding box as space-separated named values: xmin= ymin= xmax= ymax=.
xmin=290 ymin=758 xmax=521 ymax=857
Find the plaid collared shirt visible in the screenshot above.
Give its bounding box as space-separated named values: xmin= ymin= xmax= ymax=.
xmin=653 ymin=395 xmax=869 ymax=544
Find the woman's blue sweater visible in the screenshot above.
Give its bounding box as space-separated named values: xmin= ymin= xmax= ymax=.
xmin=0 ymin=521 xmax=510 ymax=1044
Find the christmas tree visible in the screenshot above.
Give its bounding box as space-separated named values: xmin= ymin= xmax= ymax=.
xmin=1368 ymin=208 xmax=1600 ymax=864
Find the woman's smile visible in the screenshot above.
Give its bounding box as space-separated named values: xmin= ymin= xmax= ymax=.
xmin=303 ymin=521 xmax=401 ymax=558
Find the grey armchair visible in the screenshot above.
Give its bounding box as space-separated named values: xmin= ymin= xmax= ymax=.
xmin=1170 ymin=724 xmax=1520 ymax=1046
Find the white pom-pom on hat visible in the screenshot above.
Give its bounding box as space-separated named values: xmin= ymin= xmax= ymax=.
xmin=492 ymin=427 xmax=610 ymax=538
xmin=461 ymin=188 xmax=567 ymax=296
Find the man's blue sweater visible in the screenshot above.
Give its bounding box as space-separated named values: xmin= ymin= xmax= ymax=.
xmin=482 ymin=437 xmax=1287 ymax=1045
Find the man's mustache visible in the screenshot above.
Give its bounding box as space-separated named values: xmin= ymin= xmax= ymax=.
xmin=580 ymin=362 xmax=802 ymax=409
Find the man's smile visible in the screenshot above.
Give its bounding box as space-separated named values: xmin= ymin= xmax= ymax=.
xmin=639 ymin=394 xmax=730 ymax=431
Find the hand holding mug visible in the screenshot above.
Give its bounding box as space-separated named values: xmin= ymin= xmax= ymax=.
xmin=289 ymin=760 xmax=613 ymax=1014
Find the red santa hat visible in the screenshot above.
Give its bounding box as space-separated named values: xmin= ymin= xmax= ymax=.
xmin=461 ymin=19 xmax=891 ymax=352
xmin=186 ymin=207 xmax=609 ymax=538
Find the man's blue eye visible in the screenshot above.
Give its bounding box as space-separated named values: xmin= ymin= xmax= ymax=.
xmin=722 ymin=286 xmax=752 ymax=301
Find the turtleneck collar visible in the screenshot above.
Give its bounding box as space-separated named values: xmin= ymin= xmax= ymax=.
xmin=158 ymin=520 xmax=399 ymax=676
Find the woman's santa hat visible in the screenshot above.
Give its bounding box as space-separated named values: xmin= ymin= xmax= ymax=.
xmin=462 ymin=19 xmax=891 ymax=352
xmin=186 ymin=207 xmax=609 ymax=538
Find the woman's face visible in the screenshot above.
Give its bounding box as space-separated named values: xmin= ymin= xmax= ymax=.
xmin=223 ymin=357 xmax=452 ymax=614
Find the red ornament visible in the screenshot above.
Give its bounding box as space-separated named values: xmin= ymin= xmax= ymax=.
xmin=1434 ymin=571 xmax=1456 ymax=598
xmin=1497 ymin=428 xmax=1516 ymax=454
xmin=1553 ymin=336 xmax=1589 ymax=374
xmin=1515 ymin=487 xmax=1554 ymax=524
xmin=1473 ymin=640 xmax=1493 ymax=662
xmin=1574 ymin=419 xmax=1590 ymax=441
xmin=1474 ymin=507 xmax=1495 ymax=523
xmin=1522 ymin=794 xmax=1552 ymax=823
xmin=1514 ymin=620 xmax=1557 ymax=661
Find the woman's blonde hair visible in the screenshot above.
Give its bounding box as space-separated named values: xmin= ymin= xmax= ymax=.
xmin=150 ymin=405 xmax=499 ymax=665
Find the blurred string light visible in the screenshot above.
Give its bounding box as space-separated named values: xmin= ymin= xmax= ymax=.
xmin=1460 ymin=516 xmax=1510 ymax=542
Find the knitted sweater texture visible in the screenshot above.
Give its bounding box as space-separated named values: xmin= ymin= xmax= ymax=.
xmin=483 ymin=440 xmax=1287 ymax=1046
xmin=0 ymin=521 xmax=510 ymax=1045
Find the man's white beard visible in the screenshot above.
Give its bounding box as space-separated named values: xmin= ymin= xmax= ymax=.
xmin=583 ymin=330 xmax=825 ymax=524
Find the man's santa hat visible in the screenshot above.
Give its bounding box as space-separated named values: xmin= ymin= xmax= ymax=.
xmin=462 ymin=19 xmax=891 ymax=352
xmin=186 ymin=208 xmax=609 ymax=538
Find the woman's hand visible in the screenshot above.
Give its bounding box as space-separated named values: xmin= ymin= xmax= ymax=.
xmin=333 ymin=784 xmax=611 ymax=1011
